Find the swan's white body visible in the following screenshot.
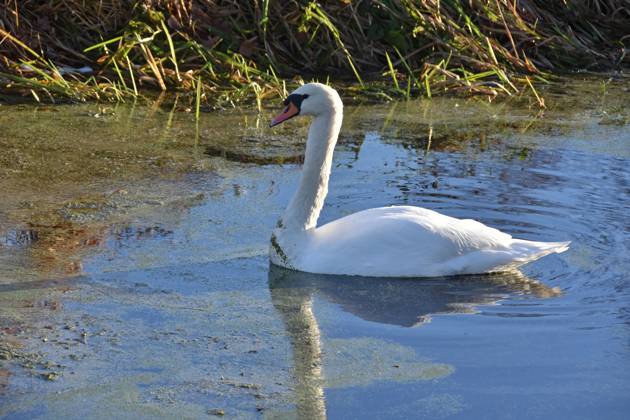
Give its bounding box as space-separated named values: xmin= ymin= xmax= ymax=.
xmin=269 ymin=83 xmax=569 ymax=277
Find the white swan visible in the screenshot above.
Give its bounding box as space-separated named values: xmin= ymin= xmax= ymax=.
xmin=268 ymin=83 xmax=569 ymax=277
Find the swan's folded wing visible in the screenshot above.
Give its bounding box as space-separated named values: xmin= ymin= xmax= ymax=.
xmin=301 ymin=206 xmax=514 ymax=276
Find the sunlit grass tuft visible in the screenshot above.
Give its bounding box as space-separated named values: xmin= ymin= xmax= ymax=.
xmin=0 ymin=0 xmax=627 ymax=108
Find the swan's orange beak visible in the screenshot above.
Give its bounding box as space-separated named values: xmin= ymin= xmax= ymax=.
xmin=270 ymin=102 xmax=299 ymax=127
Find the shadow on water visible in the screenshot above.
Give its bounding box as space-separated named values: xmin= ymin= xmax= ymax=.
xmin=269 ymin=266 xmax=560 ymax=327
xmin=268 ymin=265 xmax=560 ymax=418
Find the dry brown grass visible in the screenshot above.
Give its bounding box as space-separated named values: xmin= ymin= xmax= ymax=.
xmin=0 ymin=1 xmax=628 ymax=104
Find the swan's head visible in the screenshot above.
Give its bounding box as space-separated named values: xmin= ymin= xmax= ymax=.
xmin=269 ymin=83 xmax=342 ymax=127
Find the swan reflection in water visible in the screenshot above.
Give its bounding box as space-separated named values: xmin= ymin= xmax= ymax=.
xmin=268 ymin=266 xmax=560 ymax=418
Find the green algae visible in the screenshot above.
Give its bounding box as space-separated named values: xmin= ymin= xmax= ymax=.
xmin=323 ymin=337 xmax=454 ymax=389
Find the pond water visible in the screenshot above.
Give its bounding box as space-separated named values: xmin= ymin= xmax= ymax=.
xmin=1 ymin=79 xmax=629 ymax=419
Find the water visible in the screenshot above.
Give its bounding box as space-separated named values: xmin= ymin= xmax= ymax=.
xmin=1 ymin=79 xmax=629 ymax=419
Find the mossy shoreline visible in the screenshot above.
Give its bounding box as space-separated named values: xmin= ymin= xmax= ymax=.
xmin=0 ymin=1 xmax=628 ymax=108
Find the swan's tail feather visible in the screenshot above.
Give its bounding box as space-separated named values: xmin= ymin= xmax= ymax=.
xmin=510 ymin=239 xmax=571 ymax=263
xmin=442 ymin=239 xmax=570 ymax=275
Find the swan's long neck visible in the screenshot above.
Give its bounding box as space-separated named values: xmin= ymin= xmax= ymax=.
xmin=281 ymin=108 xmax=342 ymax=232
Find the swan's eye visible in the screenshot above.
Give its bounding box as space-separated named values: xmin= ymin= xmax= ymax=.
xmin=282 ymin=93 xmax=308 ymax=110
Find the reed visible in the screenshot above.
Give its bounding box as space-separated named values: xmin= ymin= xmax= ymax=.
xmin=0 ymin=1 xmax=627 ymax=107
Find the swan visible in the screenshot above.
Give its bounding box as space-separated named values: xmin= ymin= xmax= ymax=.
xmin=268 ymin=83 xmax=569 ymax=277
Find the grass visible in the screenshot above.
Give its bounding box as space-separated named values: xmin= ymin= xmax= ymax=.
xmin=0 ymin=1 xmax=628 ymax=108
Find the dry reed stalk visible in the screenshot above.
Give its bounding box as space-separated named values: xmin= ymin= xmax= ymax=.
xmin=0 ymin=0 xmax=627 ymax=104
